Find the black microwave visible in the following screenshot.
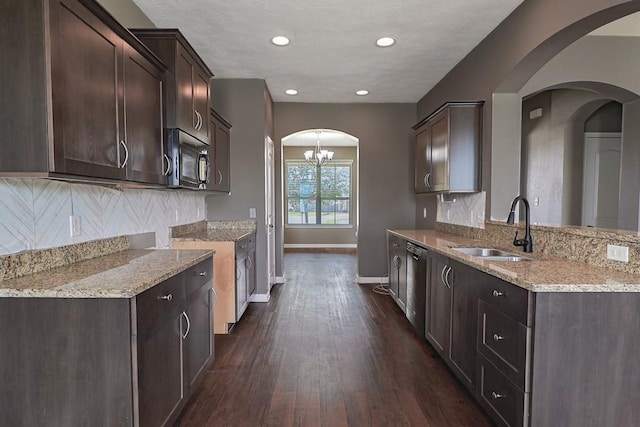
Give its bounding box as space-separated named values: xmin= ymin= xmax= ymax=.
xmin=165 ymin=129 xmax=210 ymax=190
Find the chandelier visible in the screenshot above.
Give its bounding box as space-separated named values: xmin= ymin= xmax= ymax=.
xmin=304 ymin=131 xmax=334 ymax=167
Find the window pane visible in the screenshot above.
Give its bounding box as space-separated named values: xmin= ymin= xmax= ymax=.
xmin=286 ymin=161 xmax=351 ymax=226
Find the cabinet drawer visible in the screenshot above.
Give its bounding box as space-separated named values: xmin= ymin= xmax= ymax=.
xmin=136 ymin=273 xmax=185 ymax=332
xmin=478 ymin=273 xmax=530 ymax=325
xmin=184 ymin=258 xmax=213 ymax=294
xmin=477 ymin=354 xmax=528 ymax=427
xmin=478 ymin=300 xmax=530 ymax=390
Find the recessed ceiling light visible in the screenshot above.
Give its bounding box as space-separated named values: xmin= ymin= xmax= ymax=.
xmin=271 ymin=36 xmax=290 ymax=46
xmin=285 ymin=89 xmax=298 ymax=96
xmin=376 ymin=37 xmax=396 ymax=47
xmin=356 ymin=90 xmax=369 ymax=96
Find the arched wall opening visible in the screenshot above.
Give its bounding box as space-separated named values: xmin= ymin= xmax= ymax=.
xmin=490 ymin=7 xmax=640 ymax=231
xmin=280 ymin=129 xmax=360 ymax=249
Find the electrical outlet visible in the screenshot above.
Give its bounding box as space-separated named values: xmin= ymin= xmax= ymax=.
xmin=249 ymin=207 xmax=257 ymax=219
xmin=175 ymin=209 xmax=180 ymax=223
xmin=477 ymin=210 xmax=485 ymax=223
xmin=470 ymin=210 xmax=475 ymax=224
xmin=69 ymin=215 xmax=82 ymax=237
xmin=607 ymin=244 xmax=629 ymax=263
xmin=423 ymin=207 xmax=427 ymax=218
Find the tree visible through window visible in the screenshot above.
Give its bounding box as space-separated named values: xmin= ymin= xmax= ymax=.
xmin=286 ymin=161 xmax=351 ymax=225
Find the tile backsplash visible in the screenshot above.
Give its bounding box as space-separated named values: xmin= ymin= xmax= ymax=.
xmin=0 ymin=178 xmax=206 ymax=255
xmin=436 ymin=192 xmax=486 ymax=229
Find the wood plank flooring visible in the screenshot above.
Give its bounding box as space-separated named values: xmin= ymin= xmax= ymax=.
xmin=177 ymin=252 xmax=492 ymax=426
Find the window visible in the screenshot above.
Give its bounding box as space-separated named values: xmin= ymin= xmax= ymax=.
xmin=286 ymin=160 xmax=352 ymax=225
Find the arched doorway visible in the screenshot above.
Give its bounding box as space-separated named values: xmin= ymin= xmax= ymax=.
xmin=280 ymin=129 xmax=360 ymax=252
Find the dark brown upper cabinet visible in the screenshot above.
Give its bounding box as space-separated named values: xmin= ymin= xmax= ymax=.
xmin=208 ymin=109 xmax=231 ymax=193
xmin=414 ymin=102 xmax=483 ymax=193
xmin=132 ymin=29 xmax=213 ymax=145
xmin=0 ymin=0 xmax=167 ymax=185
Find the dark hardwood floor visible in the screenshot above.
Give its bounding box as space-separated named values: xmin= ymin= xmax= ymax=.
xmin=177 ymin=252 xmax=492 ymax=426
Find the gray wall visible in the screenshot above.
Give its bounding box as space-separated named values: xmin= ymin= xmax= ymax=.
xmin=520 ymin=90 xmax=615 ymax=226
xmin=96 ymin=0 xmax=155 ymax=27
xmin=274 ymin=103 xmax=416 ymax=278
xmin=586 ymin=102 xmax=623 ymax=133
xmin=283 ymin=146 xmax=358 ymax=246
xmin=414 ymin=0 xmax=640 ymax=224
xmin=207 ymin=79 xmax=274 ymax=295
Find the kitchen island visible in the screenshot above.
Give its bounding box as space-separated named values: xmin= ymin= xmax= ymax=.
xmin=0 ymin=244 xmax=214 ymax=426
xmin=388 ymin=229 xmax=640 ymax=427
xmin=171 ymin=220 xmax=257 ymax=333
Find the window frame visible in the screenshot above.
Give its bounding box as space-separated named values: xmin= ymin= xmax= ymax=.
xmin=285 ymin=159 xmax=353 ymax=228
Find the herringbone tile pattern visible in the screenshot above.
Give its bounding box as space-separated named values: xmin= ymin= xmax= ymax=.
xmin=0 ymin=178 xmax=206 ymax=255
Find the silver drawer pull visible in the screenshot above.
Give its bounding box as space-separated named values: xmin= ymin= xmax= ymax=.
xmin=157 ymin=293 xmax=173 ymax=301
xmin=492 ymin=290 xmax=504 ymax=297
xmin=198 ymin=271 xmax=207 ymax=277
xmin=491 ymin=392 xmax=505 ymax=399
xmin=493 ymin=334 xmax=504 ymax=341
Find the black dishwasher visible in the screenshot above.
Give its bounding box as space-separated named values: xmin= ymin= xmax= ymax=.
xmin=406 ymin=242 xmax=427 ymax=338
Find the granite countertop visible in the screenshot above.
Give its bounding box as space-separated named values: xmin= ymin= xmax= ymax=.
xmin=171 ymin=229 xmax=255 ymax=242
xmin=389 ymin=229 xmax=640 ymax=293
xmin=0 ymin=249 xmax=213 ymax=298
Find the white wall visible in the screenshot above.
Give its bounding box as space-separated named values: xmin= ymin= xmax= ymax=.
xmin=0 ymin=179 xmax=206 ymax=255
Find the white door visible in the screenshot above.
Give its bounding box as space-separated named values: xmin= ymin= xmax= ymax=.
xmin=265 ymin=136 xmax=276 ymax=289
xmin=582 ymin=132 xmax=621 ymax=229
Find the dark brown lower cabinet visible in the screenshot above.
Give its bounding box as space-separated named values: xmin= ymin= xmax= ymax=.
xmin=0 ymin=257 xmax=214 ymax=426
xmin=425 ymin=252 xmax=451 ymax=354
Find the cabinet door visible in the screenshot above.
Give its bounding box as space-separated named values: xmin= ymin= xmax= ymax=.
xmin=429 ymin=108 xmax=450 ymax=192
xmin=50 ymin=0 xmax=126 ymax=180
xmin=236 ymin=251 xmax=249 ymax=319
xmin=176 ymin=46 xmax=196 ymax=136
xmin=387 ymin=234 xmax=407 ymax=311
xmin=414 ymin=124 xmax=431 ymax=192
xmin=184 ymin=284 xmax=214 ymax=394
xmin=123 ymin=43 xmax=166 ymax=184
xmin=425 ymin=253 xmax=451 ymax=355
xmin=137 ymin=305 xmax=184 ymax=427
xmin=193 ymin=69 xmax=210 ymax=143
xmin=209 ymin=114 xmax=231 ymax=192
xmin=449 ymin=260 xmax=478 ymax=391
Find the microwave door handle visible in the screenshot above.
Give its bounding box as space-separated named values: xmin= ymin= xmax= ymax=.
xmin=198 ymin=152 xmax=209 ymax=185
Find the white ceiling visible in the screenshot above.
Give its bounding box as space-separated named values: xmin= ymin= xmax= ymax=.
xmin=132 ymin=0 xmax=523 ymax=103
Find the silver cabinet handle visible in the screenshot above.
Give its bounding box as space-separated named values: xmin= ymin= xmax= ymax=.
xmin=162 ymin=154 xmax=172 ymax=176
xmin=181 ymin=311 xmax=191 ymax=339
xmin=157 ymin=293 xmax=173 ymax=301
xmin=424 ymin=172 xmax=431 ymax=187
xmin=491 ymin=392 xmax=505 ymax=399
xmin=216 ymin=170 xmax=223 ymax=185
xmin=493 ymin=334 xmax=504 ymax=341
xmin=440 ymin=265 xmax=447 ymax=286
xmin=392 ymin=243 xmax=399 ymax=248
xmin=246 ymin=256 xmax=252 ymax=269
xmin=444 ymin=266 xmax=452 ymax=288
xmin=493 ymin=290 xmax=505 ymax=297
xmin=119 ymin=140 xmax=129 ymax=168
xmin=198 ymin=271 xmax=207 ymax=277
xmin=194 ymin=110 xmax=200 ymax=130
xmin=195 ymin=110 xmax=203 ymax=130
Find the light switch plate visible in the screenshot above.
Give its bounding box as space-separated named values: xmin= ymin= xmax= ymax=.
xmin=249 ymin=207 xmax=257 ymax=219
xmin=69 ymin=215 xmax=81 ymax=237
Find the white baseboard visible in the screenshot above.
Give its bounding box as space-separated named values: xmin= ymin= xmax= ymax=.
xmin=250 ymin=293 xmax=270 ymax=303
xmin=284 ymin=243 xmax=357 ymax=249
xmin=274 ymin=276 xmax=286 ymax=284
xmin=356 ymin=275 xmax=389 ymax=285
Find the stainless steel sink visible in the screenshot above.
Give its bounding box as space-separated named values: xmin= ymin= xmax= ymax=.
xmin=452 ymin=247 xmax=512 ymax=257
xmin=452 ymin=247 xmax=532 ymax=261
